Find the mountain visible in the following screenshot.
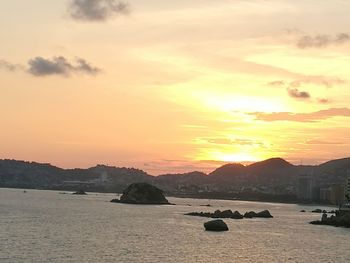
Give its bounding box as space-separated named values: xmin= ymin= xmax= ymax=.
xmin=0 ymin=159 xmax=152 ymax=191
xmin=1 ymin=157 xmax=350 ymax=198
xmin=209 ymin=163 xmax=246 ymax=177
xmin=155 ymin=171 xmax=207 ymax=191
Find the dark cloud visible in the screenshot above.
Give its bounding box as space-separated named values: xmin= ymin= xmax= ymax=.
xmin=0 ymin=60 xmax=24 ymax=72
xmin=297 ymin=33 xmax=350 ymax=49
xmin=69 ymin=0 xmax=129 ymax=21
xmin=287 ymin=87 xmax=310 ymax=99
xmin=27 ymin=56 xmax=100 ymax=77
xmin=249 ymin=108 xmax=350 ymax=122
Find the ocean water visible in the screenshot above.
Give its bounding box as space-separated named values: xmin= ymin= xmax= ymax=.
xmin=0 ymin=188 xmax=349 ymax=263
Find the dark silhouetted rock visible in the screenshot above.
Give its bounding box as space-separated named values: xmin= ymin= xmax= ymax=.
xmin=300 ymin=210 xmax=306 ymax=212
xmin=204 ymin=219 xmax=229 ymax=231
xmin=73 ymin=189 xmax=87 ymax=195
xmin=186 ymin=209 xmax=272 ymax=219
xmin=311 ymin=209 xmax=322 ymax=213
xmin=310 ymin=212 xmax=350 ymax=228
xmin=114 ymin=183 xmax=170 ymax=205
xmin=244 ymin=211 xmax=258 ymax=218
xmin=244 ymin=210 xmax=273 ymax=218
xmin=185 ymin=209 xmax=243 ymax=219
xmin=256 ymin=210 xmax=273 ymax=218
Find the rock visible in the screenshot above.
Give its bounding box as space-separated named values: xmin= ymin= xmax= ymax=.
xmin=72 ymin=190 xmax=87 ymax=195
xmin=115 ymin=183 xmax=170 ymax=205
xmin=204 ymin=219 xmax=229 ymax=232
xmin=311 ymin=209 xmax=322 ymax=213
xmin=300 ymin=210 xmax=306 ymax=212
xmin=186 ymin=209 xmax=271 ymax=219
xmin=256 ymin=210 xmax=273 ymax=218
xmin=310 ymin=212 xmax=350 ymax=228
xmin=244 ymin=210 xmax=273 ymax=218
xmin=186 ymin=210 xmax=243 ymax=219
xmin=244 ymin=211 xmax=258 ymax=218
xmin=110 ymin=198 xmax=120 ymax=203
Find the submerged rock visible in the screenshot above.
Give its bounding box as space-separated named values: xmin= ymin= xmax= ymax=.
xmin=112 ymin=183 xmax=170 ymax=205
xmin=204 ymin=219 xmax=229 ymax=232
xmin=72 ymin=190 xmax=87 ymax=195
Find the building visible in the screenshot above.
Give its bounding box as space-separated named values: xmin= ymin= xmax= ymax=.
xmin=346 ymin=174 xmax=350 ymax=201
xmin=320 ymin=187 xmax=331 ymax=203
xmin=297 ymin=173 xmax=315 ymax=200
xmin=330 ymin=184 xmax=345 ymax=205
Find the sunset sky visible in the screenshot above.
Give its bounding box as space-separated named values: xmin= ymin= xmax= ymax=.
xmin=1 ymin=0 xmax=350 ymax=174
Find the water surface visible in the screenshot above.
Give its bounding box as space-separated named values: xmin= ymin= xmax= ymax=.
xmin=1 ymin=188 xmax=349 ymax=262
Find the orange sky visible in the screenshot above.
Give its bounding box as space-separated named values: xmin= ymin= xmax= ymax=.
xmin=1 ymin=0 xmax=350 ymax=174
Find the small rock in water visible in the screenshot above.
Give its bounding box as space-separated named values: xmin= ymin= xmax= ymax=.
xmin=72 ymin=190 xmax=87 ymax=195
xmin=204 ymin=219 xmax=229 ymax=232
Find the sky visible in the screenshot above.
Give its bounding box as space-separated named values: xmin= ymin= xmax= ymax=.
xmin=1 ymin=0 xmax=350 ymax=175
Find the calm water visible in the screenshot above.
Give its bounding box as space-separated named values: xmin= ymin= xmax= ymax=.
xmin=0 ymin=188 xmax=349 ymax=263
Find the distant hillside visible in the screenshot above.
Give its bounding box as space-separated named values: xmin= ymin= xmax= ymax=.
xmin=0 ymin=159 xmax=152 ymax=191
xmin=1 ymin=157 xmax=350 ymax=196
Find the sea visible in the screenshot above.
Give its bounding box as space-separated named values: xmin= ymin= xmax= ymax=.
xmin=1 ymin=188 xmax=349 ymax=263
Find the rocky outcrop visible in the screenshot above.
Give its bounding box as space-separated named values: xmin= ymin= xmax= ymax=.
xmin=204 ymin=219 xmax=229 ymax=231
xmin=72 ymin=190 xmax=87 ymax=195
xmin=111 ymin=183 xmax=170 ymax=205
xmin=310 ymin=212 xmax=350 ymax=228
xmin=186 ymin=209 xmax=273 ymax=219
xmin=244 ymin=210 xmax=273 ymax=218
xmin=186 ymin=209 xmax=243 ymax=219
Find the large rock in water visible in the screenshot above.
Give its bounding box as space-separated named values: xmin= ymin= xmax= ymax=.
xmin=204 ymin=219 xmax=229 ymax=232
xmin=117 ymin=183 xmax=170 ymax=205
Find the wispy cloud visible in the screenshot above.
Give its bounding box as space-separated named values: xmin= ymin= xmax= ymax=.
xmin=68 ymin=0 xmax=129 ymax=21
xmin=297 ymin=33 xmax=350 ymax=49
xmin=267 ymin=76 xmax=345 ymax=102
xmin=0 ymin=60 xmax=24 ymax=72
xmin=249 ymin=108 xmax=350 ymax=122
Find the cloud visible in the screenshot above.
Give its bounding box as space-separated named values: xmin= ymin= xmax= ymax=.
xmin=290 ymin=76 xmax=345 ymax=88
xmin=306 ymin=140 xmax=342 ymax=145
xmin=27 ymin=56 xmax=100 ymax=76
xmin=297 ymin=33 xmax=350 ymax=49
xmin=69 ymin=0 xmax=129 ymax=21
xmin=268 ymin=76 xmax=345 ymax=89
xmin=249 ymin=108 xmax=350 ymax=122
xmin=0 ymin=60 xmax=24 ymax=72
xmin=267 ymin=76 xmax=345 ymax=102
xmin=267 ymin=80 xmax=285 ymax=87
xmin=287 ymin=87 xmax=310 ymax=99
xmin=317 ymin=98 xmax=329 ymax=104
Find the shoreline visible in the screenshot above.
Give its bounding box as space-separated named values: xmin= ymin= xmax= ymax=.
xmin=0 ymin=186 xmax=337 ymax=208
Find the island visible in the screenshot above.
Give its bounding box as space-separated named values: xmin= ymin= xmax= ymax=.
xmin=111 ymin=182 xmax=170 ymax=205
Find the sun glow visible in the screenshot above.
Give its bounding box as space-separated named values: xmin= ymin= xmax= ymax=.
xmin=218 ymin=153 xmax=259 ymax=163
